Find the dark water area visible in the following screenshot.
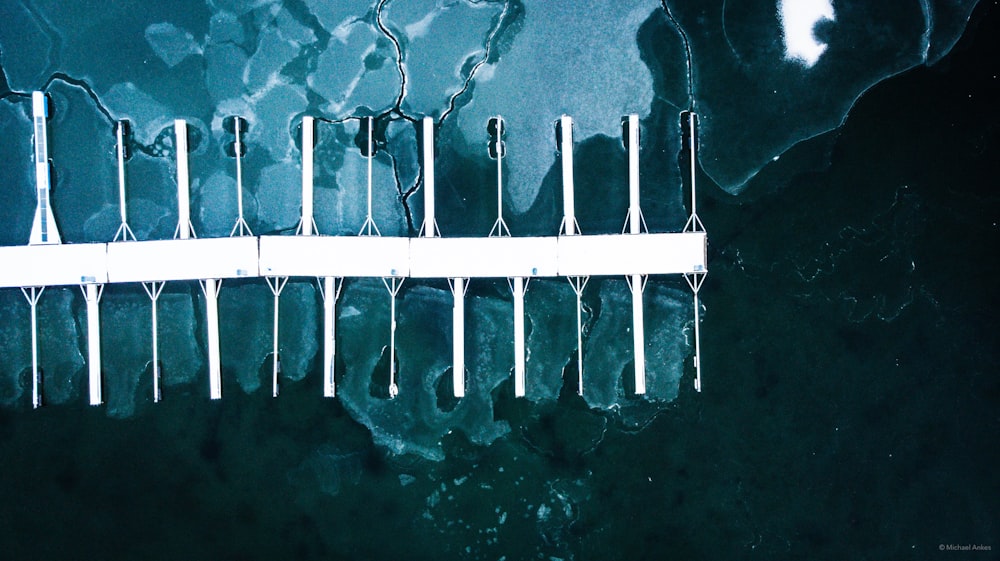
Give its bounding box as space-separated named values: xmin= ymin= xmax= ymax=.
xmin=1 ymin=1 xmax=999 ymax=559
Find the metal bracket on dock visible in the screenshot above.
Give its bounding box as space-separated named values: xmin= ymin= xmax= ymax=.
xmin=684 ymin=272 xmax=706 ymax=392
xmin=359 ymin=116 xmax=381 ymax=237
xmin=567 ymin=275 xmax=589 ymax=396
xmin=488 ymin=116 xmax=511 ymax=238
xmin=113 ymin=119 xmax=137 ymax=242
xmin=266 ymin=276 xmax=289 ymax=397
xmin=142 ymin=281 xmax=165 ymax=402
xmin=226 ymin=116 xmax=253 ymax=237
xmin=20 ymin=286 xmax=44 ymax=408
xmin=382 ymin=276 xmax=404 ymax=398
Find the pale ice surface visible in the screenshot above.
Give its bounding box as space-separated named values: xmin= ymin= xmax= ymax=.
xmin=455 ymin=0 xmax=658 ymax=213
xmin=144 ymin=22 xmax=204 ymax=68
xmin=383 ymin=0 xmax=504 ymax=116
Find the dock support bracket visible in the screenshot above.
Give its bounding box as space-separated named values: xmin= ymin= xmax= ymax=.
xmin=317 ymin=276 xmax=344 ymax=398
xmin=382 ymin=277 xmax=403 ymax=398
xmin=684 ymin=272 xmax=706 ymax=392
xmin=142 ymin=281 xmax=165 ymax=402
xmin=266 ymin=276 xmax=288 ymax=397
xmin=21 ymin=286 xmax=44 ymax=409
xmin=567 ymin=275 xmax=589 ymax=396
xmin=113 ymin=119 xmax=137 ymax=242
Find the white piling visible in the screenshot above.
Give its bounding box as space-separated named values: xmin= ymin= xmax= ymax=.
xmin=82 ymin=283 xmax=103 ymax=406
xmin=299 ymin=116 xmax=316 ymax=236
xmin=321 ymin=276 xmax=343 ymax=398
xmin=383 ymin=277 xmax=403 ymax=397
xmin=113 ymin=120 xmax=136 ymax=242
xmin=513 ymin=276 xmax=526 ymax=397
xmin=175 ymin=119 xmax=194 ymax=240
xmin=625 ymin=114 xmax=645 ymax=235
xmin=568 ymin=276 xmax=588 ymax=395
xmin=451 ymin=277 xmax=466 ymax=398
xmin=143 ymin=282 xmax=164 ymax=402
xmin=202 ymin=278 xmax=222 ymax=399
xmin=559 ymin=115 xmax=578 ymax=236
xmin=266 ymin=277 xmax=288 ymax=397
xmin=629 ymin=274 xmax=646 ymax=395
xmin=21 ymin=287 xmax=44 ymax=408
xmin=421 ymin=117 xmax=438 ymax=238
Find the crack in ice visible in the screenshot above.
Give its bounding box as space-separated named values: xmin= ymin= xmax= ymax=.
xmin=659 ymin=0 xmax=695 ymax=110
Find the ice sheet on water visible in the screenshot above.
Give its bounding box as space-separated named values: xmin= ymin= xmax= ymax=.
xmin=244 ymin=28 xmax=298 ymax=94
xmin=382 ymin=0 xmax=504 ymax=115
xmin=274 ymin=282 xmax=319 ymax=383
xmin=208 ymin=0 xmax=281 ymax=18
xmin=248 ymin=82 xmax=306 ymax=162
xmin=0 ymin=1 xmax=53 ymax=91
xmin=255 ymin=162 xmax=301 ymax=232
xmin=100 ymin=290 xmax=157 ymax=418
xmin=524 ymin=280 xmax=579 ymax=402
xmin=42 ymin=288 xmax=86 ymax=405
xmin=205 ymin=43 xmax=249 ymax=103
xmin=219 ymin=282 xmax=272 ymax=394
xmin=0 ymin=291 xmax=32 ymax=406
xmin=47 ymin=83 xmax=117 ymax=243
xmin=156 ymin=290 xmax=203 ymax=388
xmin=208 ymin=10 xmax=246 ymax=45
xmin=308 ymin=16 xmax=402 ymax=116
xmin=337 ymin=283 xmax=511 ymax=461
xmin=664 ymin=0 xmax=979 ymax=192
xmin=145 ymin=22 xmax=204 ymax=68
xmin=101 ymin=83 xmax=171 ymax=142
xmin=0 ymin=102 xmax=35 ymax=246
xmin=194 ymin=171 xmax=240 ymax=237
xmin=311 ymin=119 xmax=408 ymax=236
xmin=455 ymin=0 xmax=658 ymax=214
xmin=581 ymin=280 xmax=688 ymax=414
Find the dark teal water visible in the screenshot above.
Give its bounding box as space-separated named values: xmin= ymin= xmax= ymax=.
xmin=1 ymin=1 xmax=997 ymax=559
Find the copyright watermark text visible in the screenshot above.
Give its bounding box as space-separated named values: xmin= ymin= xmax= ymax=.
xmin=939 ymin=544 xmax=992 ymax=552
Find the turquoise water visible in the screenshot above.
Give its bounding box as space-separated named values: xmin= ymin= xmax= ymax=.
xmin=1 ymin=1 xmax=997 ymax=558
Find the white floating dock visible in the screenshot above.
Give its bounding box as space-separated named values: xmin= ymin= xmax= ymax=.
xmin=0 ymin=243 xmax=107 ymax=287
xmin=259 ymin=235 xmax=409 ymax=278
xmin=409 ymin=237 xmax=558 ymax=278
xmin=106 ymin=237 xmax=258 ymax=283
xmin=558 ymin=233 xmax=706 ymax=277
xmin=3 ymin=110 xmax=708 ymax=406
xmin=30 ymin=91 xmax=60 ymax=246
